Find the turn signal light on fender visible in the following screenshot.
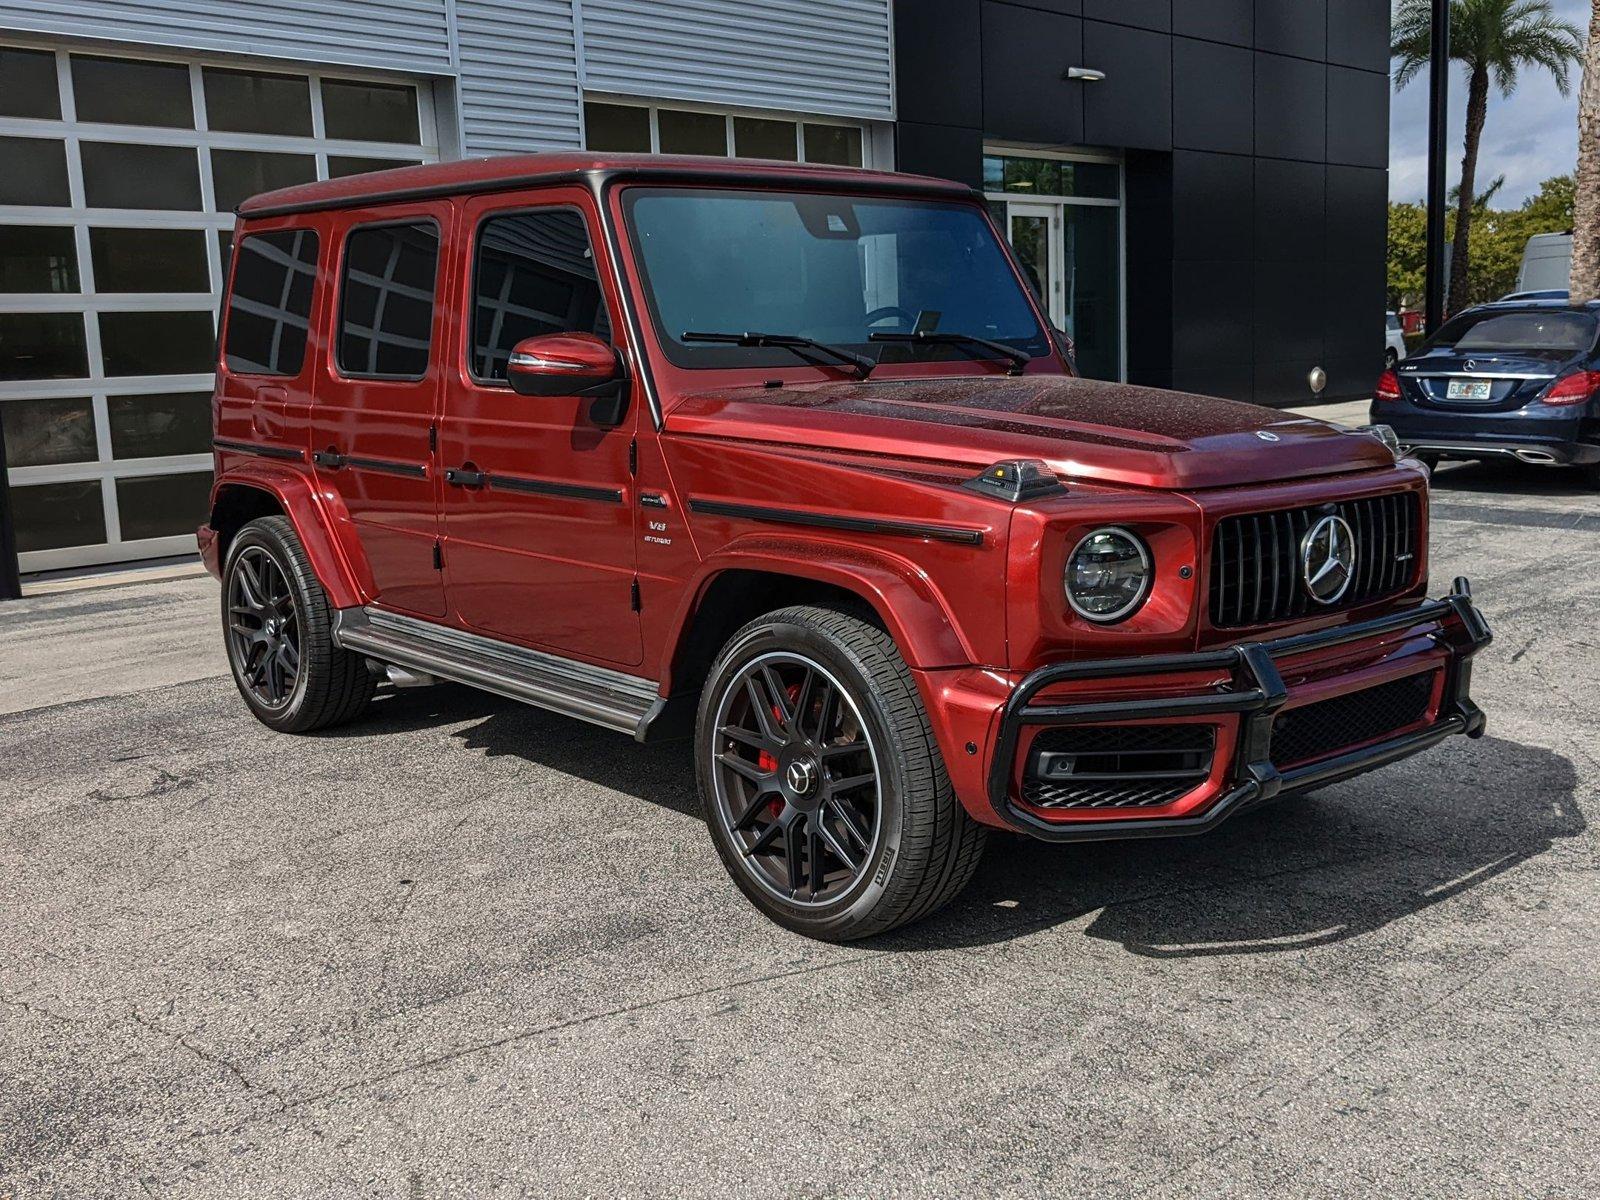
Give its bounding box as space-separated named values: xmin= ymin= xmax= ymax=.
xmin=1374 ymin=369 xmax=1402 ymax=402
xmin=1542 ymin=370 xmax=1600 ymax=406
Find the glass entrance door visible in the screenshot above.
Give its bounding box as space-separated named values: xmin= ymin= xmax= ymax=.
xmin=985 ymin=151 xmax=1124 ymax=381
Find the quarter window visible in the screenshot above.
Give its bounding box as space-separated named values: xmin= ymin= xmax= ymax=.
xmin=224 ymin=229 xmax=319 ymax=376
xmin=337 ymin=222 xmax=439 ymax=379
xmin=470 ymin=209 xmax=609 ymax=383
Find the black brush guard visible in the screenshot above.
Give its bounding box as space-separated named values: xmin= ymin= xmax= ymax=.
xmin=988 ymin=578 xmax=1491 ymax=842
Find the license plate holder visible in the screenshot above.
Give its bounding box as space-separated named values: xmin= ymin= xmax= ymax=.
xmin=1446 ymin=378 xmax=1494 ymax=401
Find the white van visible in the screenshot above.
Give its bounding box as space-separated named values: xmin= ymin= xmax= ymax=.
xmin=1511 ymin=231 xmax=1572 ymax=297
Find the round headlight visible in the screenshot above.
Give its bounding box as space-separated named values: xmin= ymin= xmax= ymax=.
xmin=1065 ymin=527 xmax=1151 ymax=622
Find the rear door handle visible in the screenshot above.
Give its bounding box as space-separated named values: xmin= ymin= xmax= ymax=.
xmin=444 ymin=467 xmax=486 ymax=488
xmin=312 ymin=448 xmax=347 ymax=469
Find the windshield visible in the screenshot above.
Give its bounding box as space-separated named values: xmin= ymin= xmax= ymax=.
xmin=1433 ymin=309 xmax=1597 ymax=354
xmin=623 ymin=187 xmax=1050 ymax=370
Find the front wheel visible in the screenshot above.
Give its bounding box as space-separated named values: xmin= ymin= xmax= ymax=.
xmin=696 ymin=606 xmax=986 ymax=941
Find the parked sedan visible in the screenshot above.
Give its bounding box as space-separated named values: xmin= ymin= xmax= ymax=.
xmin=1371 ymin=299 xmax=1600 ymax=485
xmin=1385 ymin=310 xmax=1408 ymax=368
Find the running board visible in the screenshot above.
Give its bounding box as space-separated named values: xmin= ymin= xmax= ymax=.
xmin=332 ymin=607 xmax=661 ymax=738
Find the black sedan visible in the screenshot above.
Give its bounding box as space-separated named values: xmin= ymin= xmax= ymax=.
xmin=1371 ymin=299 xmax=1600 ymax=485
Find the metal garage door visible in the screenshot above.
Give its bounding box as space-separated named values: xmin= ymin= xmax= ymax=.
xmin=0 ymin=43 xmax=439 ymax=572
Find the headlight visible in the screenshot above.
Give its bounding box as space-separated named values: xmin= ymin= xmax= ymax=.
xmin=1065 ymin=527 xmax=1152 ymax=622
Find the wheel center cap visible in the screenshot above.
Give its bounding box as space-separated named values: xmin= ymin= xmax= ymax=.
xmin=784 ymin=757 xmax=819 ymax=798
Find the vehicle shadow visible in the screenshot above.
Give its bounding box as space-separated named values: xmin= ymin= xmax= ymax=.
xmin=1427 ymin=457 xmax=1591 ymax=498
xmin=341 ymin=688 xmax=1583 ymax=959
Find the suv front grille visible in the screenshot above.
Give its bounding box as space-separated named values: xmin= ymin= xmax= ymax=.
xmin=1210 ymin=491 xmax=1420 ymax=628
xmin=1269 ymin=672 xmax=1436 ymax=769
xmin=1023 ymin=725 xmax=1215 ymax=810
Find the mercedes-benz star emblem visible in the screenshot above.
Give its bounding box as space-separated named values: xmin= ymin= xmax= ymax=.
xmin=785 ymin=759 xmax=818 ymax=797
xmin=1255 ymin=430 xmax=1280 ymax=442
xmin=1301 ymin=514 xmax=1357 ymax=605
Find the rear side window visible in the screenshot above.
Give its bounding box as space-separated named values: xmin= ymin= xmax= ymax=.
xmin=470 ymin=208 xmax=609 ymax=383
xmin=223 ymin=229 xmax=318 ymax=376
xmin=337 ymin=221 xmax=439 ymax=379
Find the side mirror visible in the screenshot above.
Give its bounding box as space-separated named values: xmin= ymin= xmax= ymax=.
xmin=506 ymin=332 xmax=628 ymax=421
xmin=1050 ymin=325 xmax=1079 ymax=376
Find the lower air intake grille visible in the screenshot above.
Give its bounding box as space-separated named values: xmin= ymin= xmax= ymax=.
xmin=1210 ymin=491 xmax=1421 ymax=628
xmin=1023 ymin=725 xmax=1216 ymax=810
xmin=1269 ymin=672 xmax=1436 ymax=769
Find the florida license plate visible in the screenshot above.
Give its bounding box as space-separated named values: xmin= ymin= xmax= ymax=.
xmin=1446 ymin=378 xmax=1493 ymax=401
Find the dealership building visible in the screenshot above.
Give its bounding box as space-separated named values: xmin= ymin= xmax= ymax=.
xmin=0 ymin=0 xmax=1389 ymax=572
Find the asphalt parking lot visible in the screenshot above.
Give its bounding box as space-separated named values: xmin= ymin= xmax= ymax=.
xmin=3 ymin=453 xmax=1598 ymax=1198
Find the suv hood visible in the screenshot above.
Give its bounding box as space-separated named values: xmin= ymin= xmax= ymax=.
xmin=665 ymin=375 xmax=1393 ymax=490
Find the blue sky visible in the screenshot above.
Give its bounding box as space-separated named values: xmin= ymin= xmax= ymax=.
xmin=1388 ymin=0 xmax=1589 ymax=205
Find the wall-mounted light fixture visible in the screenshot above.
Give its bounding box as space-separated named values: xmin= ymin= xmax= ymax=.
xmin=1063 ymin=67 xmax=1105 ymax=82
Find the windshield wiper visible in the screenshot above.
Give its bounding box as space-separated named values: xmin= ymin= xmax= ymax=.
xmin=869 ymin=330 xmax=1030 ymax=376
xmin=682 ymin=330 xmax=874 ymax=380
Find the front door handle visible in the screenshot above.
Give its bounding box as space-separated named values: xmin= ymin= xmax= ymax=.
xmin=444 ymin=466 xmax=486 ymax=488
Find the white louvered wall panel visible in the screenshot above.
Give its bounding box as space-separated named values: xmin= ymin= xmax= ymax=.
xmin=579 ymin=0 xmax=894 ymax=121
xmin=0 ymin=0 xmax=453 ymax=74
xmin=454 ymin=0 xmax=584 ymax=153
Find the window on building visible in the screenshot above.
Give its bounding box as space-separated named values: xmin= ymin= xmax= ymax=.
xmin=0 ymin=226 xmax=79 ymax=293
xmin=0 ymin=312 xmax=88 ymax=379
xmin=98 ymin=311 xmax=215 ymax=376
xmin=322 ymin=79 xmax=421 ymax=144
xmin=108 ymin=392 xmax=213 ymax=459
xmin=202 ymin=67 xmax=314 ymax=137
xmin=583 ymin=100 xmax=867 ymax=167
xmin=1 ymin=396 xmax=96 ymax=467
xmin=0 ymin=46 xmax=61 ymax=119
xmin=10 ymin=480 xmax=106 ymax=553
xmin=115 ymin=472 xmax=214 ymax=540
xmin=0 ymin=138 xmax=70 ymax=206
xmin=209 ymin=149 xmax=317 ymax=211
xmin=338 ymin=222 xmax=439 ymax=379
xmin=89 ymin=228 xmax=211 ymax=293
xmin=224 ymin=229 xmax=319 ymax=376
xmin=80 ymin=142 xmax=203 ymax=210
xmin=70 ymin=55 xmax=194 ymax=128
xmin=471 ymin=209 xmax=608 ymax=383
xmin=327 ymin=156 xmax=423 ymax=179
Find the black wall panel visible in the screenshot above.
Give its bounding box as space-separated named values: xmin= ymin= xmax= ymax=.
xmin=1083 ymin=0 xmax=1169 ymax=31
xmin=1173 ymin=36 xmax=1253 ymax=155
xmin=1255 ymin=258 xmax=1326 ymax=363
xmin=1173 ymin=259 xmax=1254 ymax=369
xmin=1327 ymin=65 xmax=1389 ymax=168
xmin=980 ymin=3 xmax=1084 ymax=146
xmin=1173 ymin=0 xmax=1252 ymax=46
xmin=895 ymin=0 xmax=982 ymax=128
xmin=1255 ymin=0 xmax=1326 ymax=61
xmin=1327 ymin=0 xmax=1391 ymax=73
xmin=1082 ymin=20 xmax=1172 ymax=150
xmin=1172 ymin=150 xmax=1253 ymax=259
xmin=1255 ymin=53 xmax=1326 ymax=160
xmin=896 ymin=122 xmax=985 ymax=189
xmin=1254 ymin=158 xmax=1325 ymax=261
xmin=1326 ymin=164 xmax=1387 ymax=265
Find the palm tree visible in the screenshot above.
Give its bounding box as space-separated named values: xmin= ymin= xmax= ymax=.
xmin=1393 ymin=0 xmax=1584 ymax=314
xmin=1571 ymin=0 xmax=1599 ymax=303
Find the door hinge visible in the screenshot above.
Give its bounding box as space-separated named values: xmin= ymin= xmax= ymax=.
xmin=630 ymin=578 xmax=641 ymax=612
xmin=429 ymin=423 xmax=438 ymax=453
xmin=432 ymin=541 xmax=443 ymax=571
xmin=628 ymin=438 xmax=637 ymax=476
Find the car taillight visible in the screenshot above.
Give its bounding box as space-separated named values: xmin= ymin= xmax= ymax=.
xmin=1542 ymin=370 xmax=1600 ymax=406
xmin=1374 ymin=369 xmax=1402 ymax=402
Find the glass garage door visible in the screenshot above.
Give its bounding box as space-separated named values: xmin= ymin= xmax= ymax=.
xmin=0 ymin=44 xmax=438 ymax=572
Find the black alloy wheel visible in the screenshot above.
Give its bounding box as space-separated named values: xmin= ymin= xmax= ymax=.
xmin=709 ymin=651 xmax=881 ymax=905
xmin=221 ymin=515 xmax=374 ymax=733
xmin=227 ymin=544 xmax=301 ymax=710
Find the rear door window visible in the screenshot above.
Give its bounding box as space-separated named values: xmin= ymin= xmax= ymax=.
xmin=336 ymin=221 xmax=439 ymax=379
xmin=469 ymin=208 xmax=609 ymax=383
xmin=223 ymin=228 xmax=319 ymax=376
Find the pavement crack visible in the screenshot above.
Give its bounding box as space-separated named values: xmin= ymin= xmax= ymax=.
xmin=130 ymin=1008 xmax=287 ymax=1113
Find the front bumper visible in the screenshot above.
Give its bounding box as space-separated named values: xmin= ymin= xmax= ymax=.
xmin=986 ymin=579 xmax=1491 ymax=842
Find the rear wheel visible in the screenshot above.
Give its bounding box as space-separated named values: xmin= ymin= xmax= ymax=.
xmin=222 ymin=515 xmax=374 ymax=733
xmin=696 ymin=605 xmax=986 ymax=941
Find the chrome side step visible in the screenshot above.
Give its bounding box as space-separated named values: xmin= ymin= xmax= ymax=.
xmin=332 ymin=607 xmax=660 ymax=738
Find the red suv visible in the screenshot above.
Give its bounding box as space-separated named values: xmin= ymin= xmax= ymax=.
xmin=200 ymin=154 xmax=1491 ymax=940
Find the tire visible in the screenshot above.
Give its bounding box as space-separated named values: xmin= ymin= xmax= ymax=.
xmin=1416 ymin=452 xmax=1440 ymax=474
xmin=696 ymin=605 xmax=987 ymax=941
xmin=221 ymin=515 xmax=374 ymax=733
xmin=1579 ymin=461 xmax=1600 ymax=490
